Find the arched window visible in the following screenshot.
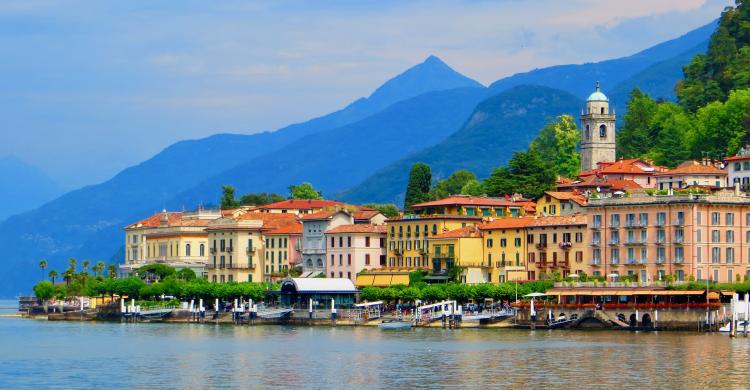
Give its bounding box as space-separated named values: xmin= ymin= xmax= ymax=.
xmin=199 ymin=244 xmax=205 ymax=257
xmin=599 ymin=124 xmax=607 ymax=138
xmin=744 ymin=162 xmax=750 ymax=170
xmin=317 ymin=258 xmax=323 ymax=267
xmin=585 ymin=125 xmax=590 ymax=140
xmin=735 ymin=163 xmax=742 ymax=171
xmin=600 ymin=107 xmax=605 ymax=115
xmin=185 ymin=243 xmax=191 ymax=257
xmin=306 ymin=259 xmax=313 ymax=268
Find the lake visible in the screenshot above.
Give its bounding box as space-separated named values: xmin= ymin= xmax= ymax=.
xmin=1 ymin=300 xmax=749 ymax=389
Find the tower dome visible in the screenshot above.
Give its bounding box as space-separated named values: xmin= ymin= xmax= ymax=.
xmin=587 ymin=81 xmax=608 ymax=102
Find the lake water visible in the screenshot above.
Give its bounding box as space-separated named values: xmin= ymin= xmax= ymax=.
xmin=1 ymin=300 xmax=750 ymax=389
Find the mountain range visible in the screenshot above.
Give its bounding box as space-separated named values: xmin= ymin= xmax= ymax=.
xmin=0 ymin=20 xmax=717 ymax=296
xmin=0 ymin=157 xmax=62 ymax=221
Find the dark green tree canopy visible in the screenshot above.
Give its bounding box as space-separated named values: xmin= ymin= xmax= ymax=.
xmin=288 ymin=182 xmax=323 ymax=200
xmin=220 ymin=185 xmax=240 ymax=209
xmin=404 ymin=162 xmax=432 ymax=210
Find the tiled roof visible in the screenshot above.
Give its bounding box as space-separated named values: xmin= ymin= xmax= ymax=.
xmin=411 ymin=195 xmax=525 ymax=209
xmin=429 ymin=226 xmax=482 ymax=239
xmin=725 ymin=154 xmax=750 ymax=161
xmin=654 ymin=161 xmax=727 ymax=176
xmin=596 ymin=159 xmax=663 ymax=175
xmin=325 ymin=224 xmax=387 ymax=234
xmin=300 ymin=210 xmax=340 ymax=221
xmin=557 ymin=175 xmax=641 ymax=191
xmin=258 ymin=199 xmax=347 ymax=210
xmin=234 ymin=212 xmax=299 ymax=229
xmin=606 ymin=179 xmax=643 ymax=190
xmin=542 ymin=191 xmax=588 ymax=206
xmin=126 ymin=211 xmax=183 ymax=229
xmin=265 ymin=222 xmax=303 ymax=235
xmin=527 ymin=214 xmax=587 ymax=227
xmin=352 ymin=210 xmax=382 ymax=220
xmin=386 ymin=214 xmax=483 ymax=222
xmin=479 ymin=217 xmax=535 ymax=230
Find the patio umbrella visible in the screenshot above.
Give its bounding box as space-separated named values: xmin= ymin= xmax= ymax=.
xmin=607 ymin=273 xmax=619 ymax=278
xmin=524 ymin=292 xmax=546 ymax=298
xmin=568 ymin=274 xmax=580 ymax=279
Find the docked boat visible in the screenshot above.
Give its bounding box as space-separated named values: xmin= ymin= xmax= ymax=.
xmin=719 ymin=321 xmax=749 ymax=333
xmin=379 ymin=319 xmax=412 ymax=330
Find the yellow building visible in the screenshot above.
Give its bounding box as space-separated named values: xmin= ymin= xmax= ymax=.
xmin=410 ymin=195 xmax=533 ymax=217
xmin=206 ymin=212 xmax=299 ymax=283
xmin=426 ymin=226 xmax=487 ymax=283
xmin=479 ymin=217 xmax=534 ymax=283
xmin=535 ymin=191 xmax=587 ymax=216
xmin=524 ymin=215 xmax=588 ymax=280
xmin=256 ymin=199 xmax=350 ymax=215
xmin=122 ymin=209 xmax=221 ymax=277
xmin=385 ymin=215 xmax=483 ymax=269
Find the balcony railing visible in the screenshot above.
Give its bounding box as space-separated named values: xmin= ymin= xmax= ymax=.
xmin=210 ymin=248 xmax=217 ymax=254
xmin=536 ymin=242 xmax=548 ymax=250
xmin=246 ymin=247 xmax=256 ymax=254
xmin=591 ymin=240 xmax=601 ymax=246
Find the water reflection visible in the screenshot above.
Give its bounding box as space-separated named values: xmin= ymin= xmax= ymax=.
xmin=1 ymin=317 xmax=749 ymax=389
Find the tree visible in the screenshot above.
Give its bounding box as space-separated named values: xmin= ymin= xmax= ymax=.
xmin=428 ymin=169 xmax=476 ymax=200
xmin=48 ymin=270 xmax=58 ymax=284
xmin=221 ymin=185 xmax=240 ymax=209
xmin=529 ymin=114 xmax=580 ymax=178
xmin=33 ymin=281 xmax=55 ymax=312
xmin=288 ymin=182 xmax=322 ymax=200
xmin=93 ymin=261 xmax=105 ymax=277
xmin=483 ymin=149 xmax=556 ymax=198
xmin=68 ymin=258 xmax=77 ymax=273
xmin=82 ymin=259 xmax=90 ymax=274
xmin=239 ymin=192 xmax=285 ymax=206
xmin=107 ymin=264 xmax=117 ymax=279
xmin=363 ymin=203 xmax=400 ymax=218
xmin=617 ymin=89 xmax=659 ymax=159
xmin=460 ymin=179 xmax=484 ymax=196
xmin=647 ymin=103 xmax=693 ymax=167
xmin=404 ymin=163 xmax=432 ymax=210
xmin=38 ymin=259 xmax=47 ymax=281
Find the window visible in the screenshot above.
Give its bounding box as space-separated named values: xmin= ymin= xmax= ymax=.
xmin=674 ymin=228 xmax=684 ymax=243
xmin=610 ymin=248 xmax=619 ymax=264
xmin=728 ymin=269 xmax=734 ymax=283
xmin=592 ymin=249 xmax=601 ymax=264
xmin=330 ymin=255 xmax=334 ymax=266
xmin=712 ymin=247 xmax=721 ymax=263
xmin=676 ymin=211 xmax=684 ymax=225
xmin=365 ymin=237 xmax=371 ymax=247
xmin=515 ymin=237 xmax=522 ymax=247
xmin=487 ymin=238 xmax=493 ymax=248
xmin=575 ymin=232 xmax=583 ymax=243
xmin=711 ymin=230 xmax=720 ymax=243
xmin=711 ymin=212 xmax=720 ymax=225
xmin=610 ymin=214 xmax=620 ymax=227
xmin=562 ymin=233 xmax=571 ymax=243
xmin=727 ymin=248 xmax=735 ymax=264
xmin=627 ymin=248 xmax=635 ymax=264
xmin=697 ymin=229 xmax=702 ymax=243
xmin=639 ymin=213 xmax=648 ymax=226
xmin=592 ymin=215 xmax=602 ymax=228
xmin=365 ymin=254 xmax=371 ymax=265
xmin=675 ymin=247 xmax=684 ymax=263
xmin=339 ymin=254 xmax=343 ymax=266
xmin=727 ymin=230 xmax=735 ymax=243
xmin=610 ymin=230 xmax=619 ymax=244
xmin=640 ymin=247 xmax=647 ymax=263
xmin=575 ymin=251 xmax=583 ymax=263
xmin=736 ymin=162 xmax=742 ymax=171
xmin=656 ymin=247 xmax=665 ymax=263
xmin=585 ymin=124 xmax=590 ymax=139
xmin=697 ymin=248 xmax=702 ymax=263
xmin=330 ymin=237 xmax=335 ymax=247
xmin=727 ymin=213 xmax=735 ymax=226
xmin=625 ymin=213 xmax=636 ymax=227
xmin=592 ymin=231 xmax=601 ymax=245
xmin=527 ymin=234 xmax=534 ymax=244
xmin=347 ymin=236 xmax=352 ymax=247
xmin=200 ymin=244 xmax=205 ymax=257
xmin=599 ymin=124 xmax=607 ymax=138
xmin=500 ymin=238 xmax=507 ymax=247
xmin=656 ymin=212 xmax=666 ymax=226
xmin=339 ymin=237 xmax=343 ymax=247
xmin=640 ymin=230 xmax=647 ymax=243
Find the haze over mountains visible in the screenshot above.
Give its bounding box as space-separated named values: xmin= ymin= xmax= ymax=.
xmin=0 ymin=21 xmax=716 ymax=296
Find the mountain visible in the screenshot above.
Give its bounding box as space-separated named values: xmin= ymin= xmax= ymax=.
xmin=0 ymin=157 xmax=62 ymax=220
xmin=488 ymin=20 xmax=716 ymax=101
xmin=339 ymin=85 xmax=582 ymax=204
xmin=0 ymin=56 xmax=483 ymax=297
xmin=608 ymin=41 xmax=709 ymax=107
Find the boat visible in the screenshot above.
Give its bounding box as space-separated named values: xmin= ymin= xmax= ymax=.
xmin=719 ymin=321 xmax=749 ymax=333
xmin=378 ymin=319 xmax=412 ymax=330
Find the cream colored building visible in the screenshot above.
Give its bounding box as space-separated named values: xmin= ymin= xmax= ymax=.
xmin=654 ymin=160 xmax=728 ymax=190
xmin=580 ymin=82 xmax=616 ymax=172
xmin=206 ymin=212 xmax=299 ymax=283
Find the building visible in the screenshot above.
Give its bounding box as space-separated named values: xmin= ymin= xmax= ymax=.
xmin=256 ymin=199 xmax=349 ymax=215
xmin=276 ymin=278 xmax=358 ymax=309
xmin=410 ymin=195 xmax=532 ymax=217
xmin=264 ymin=222 xmax=303 ymax=273
xmin=557 ymin=174 xmax=642 ymax=195
xmin=654 ymin=160 xmax=727 ymax=190
xmin=585 ymin=189 xmax=750 ymax=283
xmin=524 ymin=215 xmax=588 ymax=280
xmin=726 ymin=146 xmax=750 ymax=191
xmin=479 ymin=217 xmax=533 ymax=283
xmin=426 ymin=226 xmax=487 ymax=283
xmin=300 ymin=208 xmax=384 ymax=276
xmin=580 ymin=82 xmax=616 ymax=171
xmin=385 ymin=215 xmax=483 ymax=269
xmin=535 ymin=191 xmax=587 ymax=216
xmin=324 ymin=224 xmax=386 ymax=281
xmin=206 ymin=212 xmax=299 ymax=283
xmin=579 ymin=159 xmax=666 ymax=189
xmin=122 ymin=209 xmax=221 ymax=277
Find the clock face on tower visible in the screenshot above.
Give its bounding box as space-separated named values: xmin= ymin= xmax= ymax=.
xmin=580 ymin=82 xmax=616 ymax=171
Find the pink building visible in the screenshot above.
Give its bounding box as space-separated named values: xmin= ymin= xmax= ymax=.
xmin=265 ymin=222 xmax=303 ymax=272
xmin=586 ymin=189 xmax=750 ymax=283
xmin=324 ymin=224 xmax=386 ymax=281
xmin=579 ymin=158 xmax=666 ymax=189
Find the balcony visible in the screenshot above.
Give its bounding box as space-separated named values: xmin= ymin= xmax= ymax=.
xmin=210 ymin=262 xmax=255 ymax=270
xmin=673 ymin=259 xmax=685 ymax=265
xmin=210 ymin=248 xmax=217 ymax=254
xmin=558 ymin=242 xmax=572 ymax=250
xmin=674 ymin=237 xmax=684 ymax=245
xmin=608 ymin=240 xmax=620 ymax=246
xmin=590 ymin=260 xmax=601 ymax=266
xmin=246 ymin=247 xmax=256 ymax=254
xmin=225 ymin=246 xmax=233 ymax=253
xmin=591 ymin=240 xmax=601 ymax=246
xmin=536 ymin=242 xmax=548 ymax=250
xmin=536 ymin=261 xmax=547 ymax=268
xmin=626 ymin=258 xmax=636 ymax=265
xmin=655 ymin=258 xmax=665 ymax=264
xmin=609 ymin=260 xmax=620 ymax=265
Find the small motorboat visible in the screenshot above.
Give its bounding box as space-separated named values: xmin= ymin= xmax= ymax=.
xmin=378 ymin=319 xmax=412 ymax=330
xmin=719 ymin=320 xmax=749 ymax=333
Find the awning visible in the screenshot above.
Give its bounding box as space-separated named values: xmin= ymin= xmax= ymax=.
xmin=707 ymin=291 xmax=720 ymax=300
xmin=355 ymin=274 xmax=375 ymax=287
xmin=372 ymin=274 xmax=392 ymax=287
xmin=720 ymin=290 xmax=735 ymax=296
xmin=391 ymin=274 xmax=410 ymax=286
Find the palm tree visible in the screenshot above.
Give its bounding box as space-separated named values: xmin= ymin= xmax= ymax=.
xmin=48 ymin=270 xmax=58 ymax=284
xmin=94 ymin=261 xmax=105 ymax=277
xmin=107 ymin=264 xmax=117 ymax=279
xmin=63 ymin=269 xmax=73 ymax=285
xmin=39 ymin=259 xmax=48 ymax=281
xmin=68 ymin=258 xmax=77 ymax=273
xmin=82 ymin=259 xmax=90 ymax=273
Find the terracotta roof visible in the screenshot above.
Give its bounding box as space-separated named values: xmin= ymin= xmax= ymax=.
xmin=654 ymin=161 xmax=727 ymax=176
xmin=386 ymin=214 xmax=483 ymax=223
xmin=257 ymin=199 xmax=347 ymax=210
xmin=265 ymin=222 xmax=303 ymax=235
xmin=725 ymin=154 xmax=750 ymax=161
xmin=429 ymin=225 xmax=482 ymax=239
xmin=352 ymin=210 xmax=382 ymax=220
xmin=557 ymin=175 xmax=641 ymax=191
xmin=325 ymin=224 xmax=387 ymax=234
xmin=542 ymin=191 xmax=588 ymax=206
xmin=232 ymin=212 xmax=299 ymax=229
xmin=596 ymin=159 xmax=664 ymax=175
xmin=411 ymin=195 xmax=525 ymax=209
xmin=126 ymin=211 xmax=183 ymax=229
xmin=606 ymin=179 xmax=643 ymax=190
xmin=527 ymin=214 xmax=587 ymax=227
xmin=300 ymin=210 xmax=341 ymax=221
xmin=479 ymin=217 xmax=535 ymax=230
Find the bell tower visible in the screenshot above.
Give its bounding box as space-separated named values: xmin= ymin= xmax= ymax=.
xmin=580 ymin=82 xmax=616 ymax=171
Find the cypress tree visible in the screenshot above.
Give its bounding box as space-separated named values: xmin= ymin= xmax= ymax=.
xmin=404 ymin=163 xmax=432 ymax=210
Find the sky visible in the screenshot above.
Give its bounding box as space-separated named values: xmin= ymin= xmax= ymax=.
xmin=0 ymin=0 xmax=732 ymax=189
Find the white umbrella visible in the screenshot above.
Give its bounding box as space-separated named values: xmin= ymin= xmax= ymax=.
xmin=568 ymin=274 xmax=580 ymax=279
xmin=607 ymin=273 xmax=619 ymax=278
xmin=524 ymin=292 xmax=546 ymax=298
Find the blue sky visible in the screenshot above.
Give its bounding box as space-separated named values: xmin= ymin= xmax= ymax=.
xmin=0 ymin=0 xmax=731 ymax=189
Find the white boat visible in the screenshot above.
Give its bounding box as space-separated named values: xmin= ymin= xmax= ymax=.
xmin=378 ymin=319 xmax=412 ymax=330
xmin=719 ymin=321 xmax=749 ymax=333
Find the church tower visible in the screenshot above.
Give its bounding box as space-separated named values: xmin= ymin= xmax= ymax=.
xmin=580 ymin=82 xmax=616 ymax=171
